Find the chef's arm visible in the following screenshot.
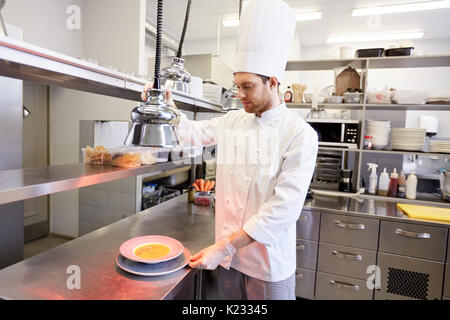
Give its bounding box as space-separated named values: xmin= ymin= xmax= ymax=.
xmin=242 ymin=126 xmax=319 ymax=247
xmin=142 ymin=85 xmax=223 ymax=147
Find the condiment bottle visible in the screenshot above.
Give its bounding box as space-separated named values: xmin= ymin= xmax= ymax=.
xmin=367 ymin=163 xmax=378 ymax=195
xmin=364 ymin=136 xmax=373 ymax=149
xmin=188 ymin=186 xmax=195 ymax=203
xmin=388 ymin=168 xmax=399 ymax=197
xmin=397 ymin=170 xmax=406 ymax=198
xmin=284 ymin=86 xmax=293 ymax=103
xmin=406 ymin=171 xmax=418 ymax=200
xmin=378 ymin=168 xmax=389 ymax=196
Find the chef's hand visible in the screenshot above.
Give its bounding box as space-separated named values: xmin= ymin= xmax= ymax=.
xmin=141 ymin=83 xmax=178 ymax=109
xmin=189 ymin=239 xmax=236 ymax=270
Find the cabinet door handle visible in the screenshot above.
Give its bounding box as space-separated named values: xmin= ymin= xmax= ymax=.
xmin=295 ymin=272 xmax=304 ymax=279
xmin=332 ymin=250 xmax=363 ymax=261
xmin=394 ymin=228 xmax=431 ymax=239
xmin=329 ymin=280 xmax=360 ymax=291
xmin=298 ymin=215 xmax=308 ymax=222
xmin=296 ymin=244 xmax=306 ymax=250
xmin=333 ymin=220 xmax=365 ymax=230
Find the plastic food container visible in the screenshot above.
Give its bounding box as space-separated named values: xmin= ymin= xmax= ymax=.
xmin=344 ymin=92 xmax=363 ymax=103
xmin=171 ymin=145 xmax=203 ymax=160
xmin=194 ymin=191 xmax=214 ymax=207
xmin=367 ymin=91 xmax=391 ymax=104
xmin=131 ymin=147 xmax=170 ymax=164
xmin=82 ymin=146 xmax=112 ymax=165
xmin=110 ymin=148 xmax=142 ymax=168
xmin=355 ymin=48 xmax=384 ymax=58
xmin=326 ymin=96 xmax=344 ymax=104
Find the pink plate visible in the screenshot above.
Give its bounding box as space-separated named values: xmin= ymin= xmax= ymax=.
xmin=119 ymin=235 xmax=184 ymax=264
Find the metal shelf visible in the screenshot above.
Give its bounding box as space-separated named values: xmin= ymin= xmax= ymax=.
xmin=365 ymin=104 xmax=450 ymax=111
xmin=318 ymin=146 xmax=360 ymax=152
xmin=0 ymin=36 xmax=224 ymax=113
xmin=361 ymin=149 xmax=450 ymax=158
xmin=286 ymin=54 xmax=450 ymax=71
xmin=0 ymin=162 xmax=191 ymax=206
xmin=287 ymin=103 xmax=363 ymax=109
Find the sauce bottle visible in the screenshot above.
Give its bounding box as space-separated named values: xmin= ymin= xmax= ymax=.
xmin=378 ymin=168 xmax=389 ymax=196
xmin=284 ymin=86 xmax=293 ymax=103
xmin=406 ymin=171 xmax=418 ymax=200
xmin=388 ymin=168 xmax=399 ymax=197
xmin=397 ymin=170 xmax=406 ymax=198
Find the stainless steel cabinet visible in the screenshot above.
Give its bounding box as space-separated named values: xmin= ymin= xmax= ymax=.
xmin=375 ymin=252 xmax=444 ymax=300
xmin=295 ymin=267 xmax=316 ymax=300
xmin=379 ymin=221 xmax=448 ymax=262
xmin=296 ymin=239 xmax=318 ymax=271
xmin=319 ymin=213 xmax=379 ymax=250
xmin=297 ymin=210 xmax=320 ymax=241
xmin=317 ymin=242 xmax=377 ymax=280
xmin=444 ymin=264 xmax=450 ymax=298
xmin=315 ymin=271 xmax=374 ymax=300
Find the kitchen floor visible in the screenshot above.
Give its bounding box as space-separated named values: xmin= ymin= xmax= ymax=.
xmin=24 ymin=234 xmax=71 ymax=259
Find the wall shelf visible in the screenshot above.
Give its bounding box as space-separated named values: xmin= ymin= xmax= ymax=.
xmin=286 ymin=54 xmax=450 ymax=206
xmin=361 ymin=149 xmax=450 ymax=158
xmin=0 ymin=36 xmax=224 ymax=113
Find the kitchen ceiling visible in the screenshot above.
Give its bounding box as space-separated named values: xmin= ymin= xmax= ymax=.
xmin=146 ymin=0 xmax=450 ymax=46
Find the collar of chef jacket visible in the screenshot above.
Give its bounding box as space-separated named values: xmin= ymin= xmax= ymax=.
xmin=254 ymin=102 xmax=287 ymax=127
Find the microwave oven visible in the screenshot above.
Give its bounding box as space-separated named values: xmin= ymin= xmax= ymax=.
xmin=306 ymin=119 xmax=360 ymax=149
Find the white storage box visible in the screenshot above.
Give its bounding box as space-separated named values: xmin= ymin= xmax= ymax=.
xmin=391 ymin=90 xmax=428 ymax=104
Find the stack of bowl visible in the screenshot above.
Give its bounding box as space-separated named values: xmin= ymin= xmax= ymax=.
xmin=366 ymin=120 xmax=391 ymax=149
xmin=391 ymin=128 xmax=426 ymax=151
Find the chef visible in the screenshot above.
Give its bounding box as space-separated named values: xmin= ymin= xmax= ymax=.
xmin=142 ymin=0 xmax=318 ymax=300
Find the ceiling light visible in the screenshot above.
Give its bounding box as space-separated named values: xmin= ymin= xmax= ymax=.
xmin=326 ymin=31 xmax=424 ymax=43
xmin=222 ymin=11 xmax=323 ymax=27
xmin=222 ymin=19 xmax=239 ymax=27
xmin=352 ymin=0 xmax=450 ymax=16
xmin=296 ymin=11 xmax=322 ymax=21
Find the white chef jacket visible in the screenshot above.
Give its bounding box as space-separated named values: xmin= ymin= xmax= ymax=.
xmin=178 ymin=102 xmax=318 ymax=282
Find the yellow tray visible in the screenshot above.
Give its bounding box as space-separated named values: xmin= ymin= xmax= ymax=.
xmin=396 ymin=203 xmax=450 ymax=223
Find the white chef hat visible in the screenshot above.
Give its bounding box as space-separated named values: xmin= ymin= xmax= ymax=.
xmin=234 ymin=0 xmax=296 ymax=84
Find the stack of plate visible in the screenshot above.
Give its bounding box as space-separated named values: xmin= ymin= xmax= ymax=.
xmin=390 ymin=128 xmax=426 ymax=151
xmin=429 ymin=140 xmax=450 ymax=153
xmin=366 ymin=120 xmax=391 ymax=149
xmin=116 ymin=235 xmax=190 ymax=276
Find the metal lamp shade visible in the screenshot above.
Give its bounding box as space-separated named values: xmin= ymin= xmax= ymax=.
xmin=160 ymin=57 xmax=191 ymax=94
xmin=124 ymin=88 xmax=181 ymax=148
xmin=223 ymin=83 xmax=243 ymax=111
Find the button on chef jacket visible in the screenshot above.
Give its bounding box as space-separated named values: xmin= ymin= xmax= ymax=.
xmin=178 ymin=103 xmax=318 ymax=282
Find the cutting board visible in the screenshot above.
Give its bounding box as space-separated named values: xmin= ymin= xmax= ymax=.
xmin=396 ymin=203 xmax=450 ymax=222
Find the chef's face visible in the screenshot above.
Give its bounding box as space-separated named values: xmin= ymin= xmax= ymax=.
xmin=234 ymin=72 xmax=277 ymax=115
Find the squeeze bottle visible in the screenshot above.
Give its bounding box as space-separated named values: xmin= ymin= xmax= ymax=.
xmin=378 ymin=168 xmax=390 ymax=197
xmin=388 ymin=168 xmax=399 ymax=197
xmin=406 ymin=171 xmax=418 ymax=200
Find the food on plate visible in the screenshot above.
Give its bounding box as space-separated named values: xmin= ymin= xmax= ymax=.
xmin=111 ymin=152 xmax=141 ymax=168
xmin=134 ymin=243 xmax=170 ymax=259
xmin=84 ymin=146 xmax=112 ymax=165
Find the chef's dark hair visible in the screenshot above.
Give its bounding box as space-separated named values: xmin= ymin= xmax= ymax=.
xmin=256 ymin=74 xmax=280 ymax=87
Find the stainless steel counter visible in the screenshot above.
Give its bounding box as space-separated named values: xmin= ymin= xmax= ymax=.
xmin=303 ymin=193 xmax=450 ymax=228
xmin=0 ymin=194 xmax=215 ymax=300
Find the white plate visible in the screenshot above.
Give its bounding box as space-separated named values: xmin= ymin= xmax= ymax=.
xmin=116 ymin=247 xmax=191 ymax=277
xmin=119 ymin=235 xmax=184 ymax=264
